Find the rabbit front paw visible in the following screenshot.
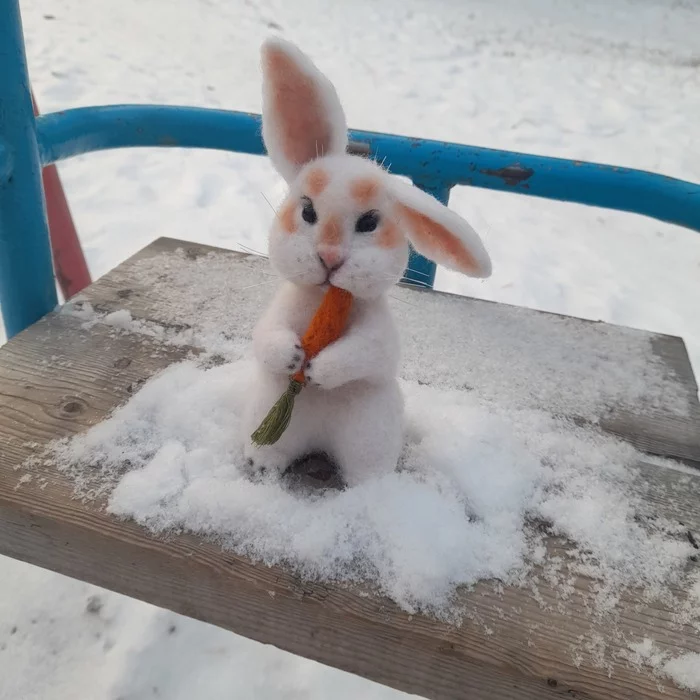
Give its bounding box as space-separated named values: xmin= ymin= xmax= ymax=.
xmin=305 ymin=341 xmax=376 ymax=390
xmin=304 ymin=354 xmax=343 ymax=391
xmin=257 ymin=330 xmax=304 ymax=375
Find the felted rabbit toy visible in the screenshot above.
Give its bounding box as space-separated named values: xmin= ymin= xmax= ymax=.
xmin=241 ymin=37 xmax=492 ymax=487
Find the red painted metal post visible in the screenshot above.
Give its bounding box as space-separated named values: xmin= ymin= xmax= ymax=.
xmin=31 ymin=89 xmax=91 ymax=298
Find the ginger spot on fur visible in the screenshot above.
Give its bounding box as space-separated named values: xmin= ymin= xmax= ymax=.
xmin=351 ymin=178 xmax=379 ymax=207
xmin=378 ymin=220 xmax=403 ymax=249
xmin=278 ymin=199 xmax=297 ymax=234
xmin=306 ymin=167 xmax=330 ymax=197
xmin=396 ymin=204 xmax=480 ymax=274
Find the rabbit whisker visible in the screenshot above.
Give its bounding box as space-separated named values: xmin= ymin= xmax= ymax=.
xmin=402 ymin=265 xmax=433 ymax=279
xmin=232 ymin=278 xmax=285 ymax=292
xmin=380 ymin=270 xmax=433 ymax=289
xmin=260 ymin=191 xmax=278 ymax=214
xmin=376 ymin=277 xmax=432 ymax=292
xmin=396 ymin=276 xmax=433 ymax=289
xmin=388 ymin=293 xmax=420 ymax=309
xmin=237 ymin=242 xmax=270 ymax=259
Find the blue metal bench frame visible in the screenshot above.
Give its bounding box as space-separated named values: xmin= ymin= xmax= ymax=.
xmin=2 ymin=0 xmax=700 ymax=339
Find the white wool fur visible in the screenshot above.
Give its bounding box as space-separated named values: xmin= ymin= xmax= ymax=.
xmin=241 ymin=282 xmax=404 ymax=487
xmin=268 ymin=155 xmax=410 ymax=300
xmin=246 ymin=37 xmax=492 ymax=484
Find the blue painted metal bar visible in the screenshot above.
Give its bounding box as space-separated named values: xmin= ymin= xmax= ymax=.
xmin=0 ymin=0 xmax=58 ymax=339
xmin=35 ymin=105 xmax=700 ymax=233
xmin=0 ymin=142 xmax=13 ymax=184
xmin=36 ymin=106 xmax=264 ymax=165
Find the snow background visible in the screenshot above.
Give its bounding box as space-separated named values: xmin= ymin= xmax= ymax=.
xmin=1 ymin=0 xmax=699 ymax=697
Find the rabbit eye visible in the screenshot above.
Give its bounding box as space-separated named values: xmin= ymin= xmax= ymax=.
xmin=355 ymin=210 xmax=380 ymax=233
xmin=301 ymin=197 xmax=318 ymax=225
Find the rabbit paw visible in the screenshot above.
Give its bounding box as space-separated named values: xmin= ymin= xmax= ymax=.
xmin=304 ymin=354 xmax=342 ymax=391
xmin=257 ymin=330 xmax=304 ymax=375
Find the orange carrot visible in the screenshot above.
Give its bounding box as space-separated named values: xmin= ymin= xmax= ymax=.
xmin=291 ymin=285 xmax=353 ymax=383
xmin=251 ymin=285 xmax=354 ymax=446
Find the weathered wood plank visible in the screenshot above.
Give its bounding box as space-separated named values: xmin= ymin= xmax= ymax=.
xmin=0 ymin=238 xmax=699 ymax=700
xmin=79 ymin=237 xmax=700 ymax=466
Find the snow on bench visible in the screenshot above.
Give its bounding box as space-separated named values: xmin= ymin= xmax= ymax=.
xmin=0 ymin=237 xmax=698 ymax=700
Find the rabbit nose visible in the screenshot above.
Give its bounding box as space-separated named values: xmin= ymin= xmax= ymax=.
xmin=318 ymin=248 xmax=345 ymax=271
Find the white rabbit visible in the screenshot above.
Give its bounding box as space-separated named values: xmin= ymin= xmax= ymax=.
xmin=240 ymin=37 xmax=492 ymax=487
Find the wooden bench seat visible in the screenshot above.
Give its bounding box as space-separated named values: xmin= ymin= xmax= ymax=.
xmin=1 ymin=237 xmax=698 ymax=699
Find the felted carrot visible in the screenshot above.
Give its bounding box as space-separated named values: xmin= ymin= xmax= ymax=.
xmin=251 ymin=285 xmax=354 ymax=446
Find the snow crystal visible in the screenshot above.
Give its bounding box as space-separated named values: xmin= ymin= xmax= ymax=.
xmin=663 ymin=653 xmax=700 ymax=693
xmin=690 ymin=572 xmax=700 ymax=603
xmin=102 ymin=309 xmax=137 ymax=329
xmin=14 ymin=474 xmax=33 ymax=489
xmin=624 ymin=639 xmax=700 ymax=694
xmin=63 ymin=250 xmax=272 ymax=360
xmin=625 ymin=638 xmax=669 ymax=669
xmin=61 ymin=300 xmax=170 ymax=345
xmin=60 ymin=300 xmax=99 ymax=324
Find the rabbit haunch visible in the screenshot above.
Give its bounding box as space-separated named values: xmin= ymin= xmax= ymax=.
xmin=241 ymin=37 xmax=492 ymax=485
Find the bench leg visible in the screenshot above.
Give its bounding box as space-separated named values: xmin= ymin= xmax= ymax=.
xmin=0 ymin=0 xmax=57 ymax=338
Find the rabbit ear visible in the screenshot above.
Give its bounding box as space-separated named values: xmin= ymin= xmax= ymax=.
xmin=261 ymin=37 xmax=348 ymax=183
xmin=391 ymin=180 xmax=492 ymax=278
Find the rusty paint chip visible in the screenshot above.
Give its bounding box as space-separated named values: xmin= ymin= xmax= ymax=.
xmin=481 ymin=164 xmax=534 ymax=186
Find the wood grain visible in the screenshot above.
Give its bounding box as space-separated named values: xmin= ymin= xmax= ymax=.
xmin=0 ymin=238 xmax=699 ymax=700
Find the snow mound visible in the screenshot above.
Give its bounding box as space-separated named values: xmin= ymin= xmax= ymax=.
xmin=38 ymin=358 xmax=696 ymax=619
xmin=625 ymin=639 xmax=700 ymax=694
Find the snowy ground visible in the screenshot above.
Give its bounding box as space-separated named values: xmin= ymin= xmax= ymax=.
xmin=2 ymin=0 xmax=700 ymax=697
